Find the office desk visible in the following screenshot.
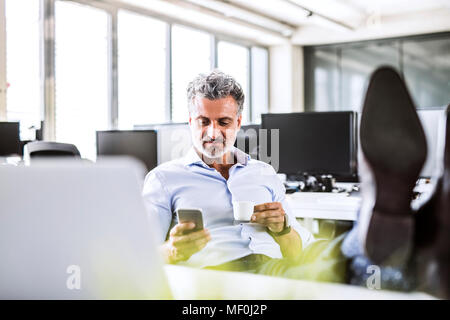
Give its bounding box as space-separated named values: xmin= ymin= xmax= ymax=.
xmin=286 ymin=180 xmax=433 ymax=223
xmin=164 ymin=265 xmax=434 ymax=300
xmin=285 ymin=191 xmax=360 ymax=235
xmin=286 ymin=192 xmax=361 ymax=221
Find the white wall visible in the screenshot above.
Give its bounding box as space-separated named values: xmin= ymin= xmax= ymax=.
xmin=269 ymin=44 xmax=304 ymax=114
xmin=0 ymin=0 xmax=6 ymax=120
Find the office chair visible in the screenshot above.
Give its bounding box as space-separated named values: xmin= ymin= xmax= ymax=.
xmin=23 ymin=141 xmax=81 ymax=164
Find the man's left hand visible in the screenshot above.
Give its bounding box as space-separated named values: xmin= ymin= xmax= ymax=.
xmin=251 ymin=202 xmax=286 ymax=233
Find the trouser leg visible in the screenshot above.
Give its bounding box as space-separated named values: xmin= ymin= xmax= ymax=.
xmin=256 ymin=233 xmax=349 ymax=284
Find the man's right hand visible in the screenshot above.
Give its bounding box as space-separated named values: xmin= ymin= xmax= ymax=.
xmin=162 ymin=222 xmax=211 ymax=264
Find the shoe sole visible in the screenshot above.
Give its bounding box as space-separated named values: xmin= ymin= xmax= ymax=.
xmin=360 ymin=66 xmax=427 ymax=265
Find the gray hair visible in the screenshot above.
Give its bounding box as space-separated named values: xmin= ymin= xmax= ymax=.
xmin=187 ymin=69 xmax=245 ymax=116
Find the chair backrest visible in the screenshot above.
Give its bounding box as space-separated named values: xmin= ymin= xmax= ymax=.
xmin=0 ymin=121 xmax=20 ymax=156
xmin=24 ymin=141 xmax=81 ymax=163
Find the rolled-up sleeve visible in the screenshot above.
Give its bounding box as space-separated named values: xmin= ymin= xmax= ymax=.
xmin=270 ymin=169 xmax=315 ymax=249
xmin=142 ymin=170 xmax=172 ymax=243
xmin=280 ymin=198 xmax=315 ymax=249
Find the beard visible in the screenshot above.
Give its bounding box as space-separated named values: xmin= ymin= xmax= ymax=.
xmin=192 ymin=132 xmax=236 ymax=163
xmin=201 ymin=138 xmax=227 ymax=159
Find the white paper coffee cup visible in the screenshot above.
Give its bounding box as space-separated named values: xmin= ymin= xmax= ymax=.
xmin=232 ymin=201 xmax=254 ymax=222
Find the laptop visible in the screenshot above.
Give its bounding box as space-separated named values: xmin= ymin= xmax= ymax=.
xmin=0 ymin=158 xmax=172 ymax=299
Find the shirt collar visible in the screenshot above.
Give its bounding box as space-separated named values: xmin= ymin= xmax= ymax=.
xmin=182 ymin=146 xmax=250 ymax=168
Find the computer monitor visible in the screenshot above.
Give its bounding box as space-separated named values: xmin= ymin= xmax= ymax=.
xmin=261 ymin=111 xmax=358 ymax=181
xmin=134 ymin=123 xmax=192 ymax=165
xmin=0 ymin=122 xmax=21 ymax=156
xmin=234 ymin=124 xmax=260 ymax=159
xmin=96 ymin=130 xmax=158 ymax=172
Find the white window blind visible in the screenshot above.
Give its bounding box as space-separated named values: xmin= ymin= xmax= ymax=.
xmin=217 ymin=41 xmax=250 ymax=124
xmin=118 ymin=10 xmax=167 ymax=129
xmin=171 ymin=25 xmax=211 ymax=123
xmin=54 ymin=1 xmax=109 ymax=160
xmin=251 ymin=47 xmax=269 ymax=123
xmin=5 ymin=0 xmax=41 ymax=140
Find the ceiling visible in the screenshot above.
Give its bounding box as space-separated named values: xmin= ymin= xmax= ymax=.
xmin=116 ymin=0 xmax=450 ymax=46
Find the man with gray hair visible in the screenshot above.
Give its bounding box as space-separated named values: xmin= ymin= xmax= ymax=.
xmin=143 ymin=70 xmax=314 ymax=272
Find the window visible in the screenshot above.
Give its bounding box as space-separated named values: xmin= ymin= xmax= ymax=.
xmin=304 ymin=47 xmax=340 ymax=111
xmin=171 ymin=25 xmax=212 ymax=123
xmin=251 ymin=47 xmax=269 ymax=123
xmin=118 ymin=10 xmax=167 ymax=129
xmin=304 ymin=33 xmax=450 ymax=111
xmin=5 ymin=0 xmax=41 ymax=140
xmin=2 ymin=1 xmax=270 ymax=149
xmin=217 ymin=41 xmax=250 ymax=123
xmin=54 ymin=1 xmax=109 ymax=160
xmin=340 ymin=42 xmax=399 ymax=111
xmin=403 ymin=37 xmax=450 ymax=108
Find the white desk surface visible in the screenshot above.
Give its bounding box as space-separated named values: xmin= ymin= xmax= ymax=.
xmin=286 ymin=181 xmax=434 ymax=221
xmin=164 ymin=265 xmax=434 ymax=300
xmin=291 ymin=209 xmax=357 ymax=221
xmin=286 ymin=192 xmax=361 ymax=221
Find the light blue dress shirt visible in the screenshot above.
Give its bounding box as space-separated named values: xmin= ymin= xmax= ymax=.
xmin=142 ymin=146 xmax=314 ymax=268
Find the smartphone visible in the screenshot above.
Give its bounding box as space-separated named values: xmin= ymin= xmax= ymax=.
xmin=175 ymin=208 xmax=204 ymax=232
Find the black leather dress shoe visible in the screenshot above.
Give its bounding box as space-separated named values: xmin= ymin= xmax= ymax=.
xmin=359 ymin=66 xmax=427 ymax=266
xmin=413 ymin=104 xmax=450 ymax=299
